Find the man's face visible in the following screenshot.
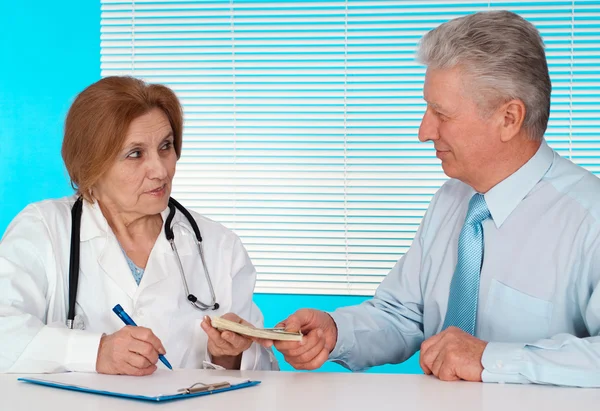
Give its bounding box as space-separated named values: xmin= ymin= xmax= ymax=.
xmin=418 ymin=66 xmax=502 ymax=188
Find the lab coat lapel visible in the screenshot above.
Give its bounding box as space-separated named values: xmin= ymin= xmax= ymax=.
xmin=97 ymin=235 xmax=138 ymax=300
xmin=134 ymin=233 xmax=171 ymax=297
xmin=80 ymin=201 xmax=138 ymax=300
xmin=134 ymin=206 xmax=184 ymax=297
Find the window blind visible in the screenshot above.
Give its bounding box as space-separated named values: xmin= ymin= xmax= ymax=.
xmin=100 ymin=0 xmax=600 ymax=295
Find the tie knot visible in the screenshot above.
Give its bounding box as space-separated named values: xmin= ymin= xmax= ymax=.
xmin=465 ymin=194 xmax=490 ymax=226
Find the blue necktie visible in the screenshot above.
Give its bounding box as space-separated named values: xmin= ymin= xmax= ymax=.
xmin=442 ymin=193 xmax=491 ymax=335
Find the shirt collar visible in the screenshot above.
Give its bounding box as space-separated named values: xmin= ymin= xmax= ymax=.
xmin=482 ymin=141 xmax=554 ymax=228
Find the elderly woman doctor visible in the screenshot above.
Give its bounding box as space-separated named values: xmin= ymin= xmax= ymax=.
xmin=0 ymin=76 xmax=278 ymax=374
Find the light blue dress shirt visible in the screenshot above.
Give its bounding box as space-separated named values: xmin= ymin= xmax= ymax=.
xmin=329 ymin=141 xmax=600 ymax=387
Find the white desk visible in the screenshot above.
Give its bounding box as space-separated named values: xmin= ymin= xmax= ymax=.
xmin=1 ymin=370 xmax=597 ymax=411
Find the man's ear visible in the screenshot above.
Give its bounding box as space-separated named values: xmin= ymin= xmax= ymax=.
xmin=499 ymin=99 xmax=526 ymax=143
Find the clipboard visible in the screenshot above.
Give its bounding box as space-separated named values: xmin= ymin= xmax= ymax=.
xmin=18 ymin=369 xmax=260 ymax=403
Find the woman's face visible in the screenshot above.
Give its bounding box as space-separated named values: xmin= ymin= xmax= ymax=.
xmin=93 ymin=108 xmax=177 ymax=219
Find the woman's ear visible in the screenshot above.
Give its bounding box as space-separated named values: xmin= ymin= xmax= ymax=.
xmin=85 ymin=187 xmax=96 ymax=203
xmin=499 ymin=99 xmax=526 ymax=143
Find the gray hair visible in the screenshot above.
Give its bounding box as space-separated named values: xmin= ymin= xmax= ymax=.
xmin=417 ymin=10 xmax=551 ymax=141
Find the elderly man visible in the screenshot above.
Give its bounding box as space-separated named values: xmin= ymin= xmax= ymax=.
xmin=268 ymin=10 xmax=600 ymax=387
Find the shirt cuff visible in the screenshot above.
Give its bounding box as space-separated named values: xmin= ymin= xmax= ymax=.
xmin=204 ymin=343 xmax=279 ymax=371
xmin=240 ymin=342 xmax=279 ymax=371
xmin=327 ymin=310 xmax=353 ymax=367
xmin=202 ymin=360 xmax=226 ymax=370
xmin=481 ymin=342 xmax=531 ymax=384
xmin=202 ymin=346 xmax=224 ymax=369
xmin=65 ymin=330 xmax=103 ymax=372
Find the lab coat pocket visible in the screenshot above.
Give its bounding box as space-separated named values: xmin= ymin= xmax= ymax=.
xmin=484 ymin=279 xmax=553 ymax=343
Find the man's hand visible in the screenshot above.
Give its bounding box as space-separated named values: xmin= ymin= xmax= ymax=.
xmin=272 ymin=309 xmax=338 ymax=370
xmin=96 ymin=326 xmax=165 ymax=376
xmin=201 ymin=313 xmax=254 ymax=369
xmin=419 ymin=326 xmax=487 ymax=382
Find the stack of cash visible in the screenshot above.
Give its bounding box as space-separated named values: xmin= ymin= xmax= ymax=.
xmin=210 ymin=316 xmax=303 ymax=341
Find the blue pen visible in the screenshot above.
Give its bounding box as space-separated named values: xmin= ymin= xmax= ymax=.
xmin=112 ymin=304 xmax=173 ymax=370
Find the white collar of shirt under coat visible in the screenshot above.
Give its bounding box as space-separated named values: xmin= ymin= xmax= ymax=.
xmin=464 ymin=141 xmax=555 ymax=229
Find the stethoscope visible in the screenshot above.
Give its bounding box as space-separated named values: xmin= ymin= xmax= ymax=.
xmin=66 ymin=197 xmax=219 ymax=329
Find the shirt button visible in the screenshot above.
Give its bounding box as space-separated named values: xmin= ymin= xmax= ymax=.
xmin=496 ymin=360 xmax=503 ymax=369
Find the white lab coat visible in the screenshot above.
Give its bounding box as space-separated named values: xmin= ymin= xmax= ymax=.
xmin=0 ymin=196 xmax=278 ymax=373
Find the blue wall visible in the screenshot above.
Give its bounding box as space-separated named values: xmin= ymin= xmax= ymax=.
xmin=0 ymin=0 xmax=100 ymax=233
xmin=0 ymin=0 xmax=421 ymax=375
